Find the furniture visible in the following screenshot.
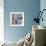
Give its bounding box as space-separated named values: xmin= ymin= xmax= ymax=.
xmin=6 ymin=25 xmax=46 ymax=46
xmin=31 ymin=25 xmax=46 ymax=46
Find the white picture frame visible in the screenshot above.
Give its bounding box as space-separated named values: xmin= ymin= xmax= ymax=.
xmin=10 ymin=12 xmax=24 ymax=26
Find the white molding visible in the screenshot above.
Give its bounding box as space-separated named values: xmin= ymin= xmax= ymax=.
xmin=0 ymin=0 xmax=4 ymax=42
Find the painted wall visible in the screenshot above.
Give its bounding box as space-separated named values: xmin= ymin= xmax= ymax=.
xmin=4 ymin=0 xmax=40 ymax=42
xmin=40 ymin=0 xmax=46 ymax=27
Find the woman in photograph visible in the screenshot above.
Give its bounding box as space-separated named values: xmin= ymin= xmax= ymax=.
xmin=17 ymin=16 xmax=23 ymax=24
xmin=12 ymin=16 xmax=17 ymax=25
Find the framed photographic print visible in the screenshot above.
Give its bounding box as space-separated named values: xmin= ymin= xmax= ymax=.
xmin=10 ymin=12 xmax=24 ymax=26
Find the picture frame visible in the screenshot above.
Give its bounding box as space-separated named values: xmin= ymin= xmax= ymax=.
xmin=10 ymin=12 xmax=24 ymax=26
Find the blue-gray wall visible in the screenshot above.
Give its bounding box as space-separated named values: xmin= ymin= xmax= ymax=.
xmin=40 ymin=0 xmax=46 ymax=27
xmin=4 ymin=0 xmax=40 ymax=42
